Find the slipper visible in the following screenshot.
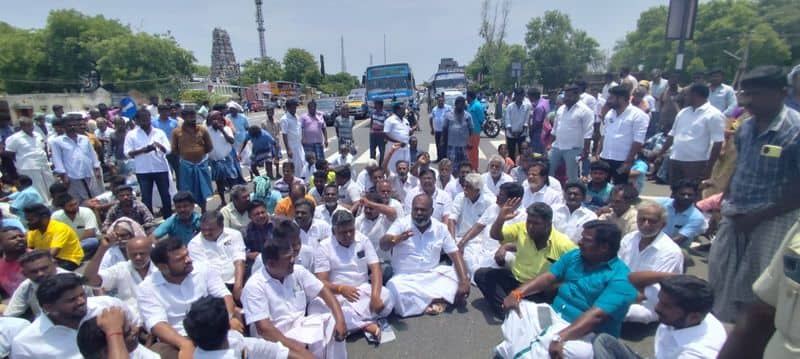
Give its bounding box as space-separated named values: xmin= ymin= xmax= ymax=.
xmin=363 ymin=323 xmax=381 ymax=344
xmin=424 ymin=302 xmax=446 ymax=315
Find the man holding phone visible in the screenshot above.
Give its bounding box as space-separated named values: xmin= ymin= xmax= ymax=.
xmin=124 ymin=108 xmax=173 ymax=218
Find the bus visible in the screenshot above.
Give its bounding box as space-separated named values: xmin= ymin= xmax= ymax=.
xmin=431 ymin=70 xmax=467 ymax=96
xmin=363 ymin=63 xmax=415 ymax=106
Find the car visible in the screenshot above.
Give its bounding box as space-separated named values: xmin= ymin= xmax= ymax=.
xmin=315 ymin=98 xmax=340 ymax=126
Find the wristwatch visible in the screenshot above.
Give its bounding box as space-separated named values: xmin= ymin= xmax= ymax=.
xmin=551 ymin=334 xmax=563 ymax=344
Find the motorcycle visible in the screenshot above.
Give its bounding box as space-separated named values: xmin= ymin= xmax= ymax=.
xmin=482 ymin=112 xmax=500 ymax=138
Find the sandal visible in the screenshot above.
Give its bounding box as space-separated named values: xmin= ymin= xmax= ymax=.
xmin=363 ymin=322 xmax=381 ymax=344
xmin=424 ymin=302 xmax=446 ymax=316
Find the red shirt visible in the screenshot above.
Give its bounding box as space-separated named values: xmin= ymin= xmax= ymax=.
xmin=0 ymin=257 xmax=25 ymax=297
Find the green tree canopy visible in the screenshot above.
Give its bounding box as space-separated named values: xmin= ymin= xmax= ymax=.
xmin=238 ymin=56 xmax=282 ymax=85
xmin=319 ymin=72 xmax=360 ymax=96
xmin=283 ymin=48 xmax=319 ymax=86
xmin=0 ymin=9 xmax=195 ymax=94
xmin=524 ymin=10 xmax=600 ymax=91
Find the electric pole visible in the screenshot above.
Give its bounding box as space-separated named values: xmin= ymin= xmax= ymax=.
xmin=341 ymin=35 xmax=346 ymax=73
xmin=255 ymin=0 xmax=267 ymax=58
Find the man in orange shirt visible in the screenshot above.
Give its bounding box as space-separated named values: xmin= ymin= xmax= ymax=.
xmin=274 ymin=183 xmax=317 ymax=218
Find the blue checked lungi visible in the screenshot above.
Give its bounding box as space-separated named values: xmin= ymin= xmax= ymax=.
xmin=178 ymin=158 xmax=213 ymax=204
xmin=303 ymin=143 xmax=325 ymax=161
xmin=447 ymin=145 xmax=468 ymax=168
xmin=209 ymin=155 xmax=240 ymax=181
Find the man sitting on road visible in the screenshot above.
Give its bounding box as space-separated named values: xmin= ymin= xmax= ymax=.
xmin=482 ymin=155 xmax=514 ymax=197
xmin=521 ymin=160 xmax=565 ymax=209
xmin=313 ymin=184 xmax=350 ymax=226
xmin=495 ymin=220 xmax=637 ymax=359
xmin=187 ymin=211 xmax=247 ymax=302
xmin=355 ymin=192 xmax=395 ymax=279
xmin=656 ymin=179 xmax=707 ymax=247
xmin=475 ymin=202 xmax=577 ymax=317
xmin=380 ymin=194 xmax=470 ymax=317
xmin=152 ymin=191 xmax=201 ymax=245
xmin=24 ymin=204 xmax=85 ymax=270
xmin=274 ymin=183 xmax=316 ymax=218
xmin=617 ymin=200 xmax=684 ymax=324
xmin=445 ymin=173 xmax=496 ymax=278
xmin=101 ymin=186 xmax=155 ymax=234
xmin=403 ymin=168 xmax=452 ymax=222
xmin=559 ymin=182 xmax=598 ymax=243
xmin=593 ymin=275 xmax=726 ymax=359
xmin=242 ymin=226 xmax=348 ymax=359
xmin=294 ymin=199 xmax=331 ymax=257
xmin=598 ymin=184 xmax=640 ymax=236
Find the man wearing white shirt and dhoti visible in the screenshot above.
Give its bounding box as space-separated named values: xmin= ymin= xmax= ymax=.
xmin=558 ymin=182 xmax=598 ymax=243
xmin=445 ymin=173 xmax=495 ymax=279
xmin=383 ymin=102 xmax=411 ymax=175
xmin=242 ymin=228 xmax=348 ymax=359
xmin=4 ymin=117 xmax=55 ymax=202
xmin=280 ymin=99 xmax=306 ymax=173
xmin=312 ymin=211 xmax=393 ymax=342
xmin=380 ymin=194 xmax=471 ymax=317
xmin=482 ymin=155 xmax=514 ymax=197
xmin=403 ymin=168 xmax=452 ymax=222
xmin=617 ymin=200 xmax=684 ymax=324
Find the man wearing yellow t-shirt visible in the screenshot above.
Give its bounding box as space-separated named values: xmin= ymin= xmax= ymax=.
xmin=475 ymin=200 xmax=576 ymax=317
xmin=23 ymin=203 xmax=84 ymax=270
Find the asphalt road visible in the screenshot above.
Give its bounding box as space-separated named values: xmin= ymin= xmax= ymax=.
xmin=239 ymin=103 xmax=708 ymax=359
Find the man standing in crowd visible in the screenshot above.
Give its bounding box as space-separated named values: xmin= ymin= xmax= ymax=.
xmin=384 ymin=102 xmax=411 ymax=173
xmin=300 ymin=100 xmax=328 ymax=161
xmin=709 ymin=66 xmax=800 ymax=323
xmin=649 ymin=69 xmax=668 ymax=134
xmin=369 ymin=100 xmax=389 ymax=166
xmin=4 ymin=117 xmax=54 ymax=202
xmin=528 ymin=88 xmax=549 ymax=155
xmin=429 ymin=93 xmax=451 ymax=162
xmin=280 ymin=99 xmax=305 ymax=173
xmin=442 ymin=96 xmax=473 ymax=169
xmin=207 ymin=111 xmax=239 ymax=206
xmin=125 ymin=109 xmax=172 ymax=218
xmin=708 ymin=69 xmax=738 ymax=117
xmin=171 ymin=107 xmax=213 ymax=212
xmin=599 ymin=86 xmax=649 ymax=184
xmin=549 ymin=84 xmax=595 ymax=183
xmin=466 ymin=90 xmax=485 ymax=169
xmin=51 ymin=114 xmax=103 ymax=204
xmin=657 ymin=83 xmax=725 ymax=185
xmin=503 ymin=88 xmax=531 ymax=160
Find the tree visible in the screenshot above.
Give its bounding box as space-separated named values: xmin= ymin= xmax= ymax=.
xmin=192 ymin=64 xmax=210 ymax=77
xmin=468 ymin=0 xmax=511 ymax=89
xmin=319 ymin=72 xmax=360 ymax=96
xmin=524 ymin=10 xmax=600 ymax=90
xmin=238 ymin=56 xmax=282 ymax=85
xmin=283 ymin=48 xmax=319 ymax=85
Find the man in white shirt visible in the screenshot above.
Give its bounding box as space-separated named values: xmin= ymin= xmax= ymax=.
xmin=314 ymin=184 xmax=350 ymax=226
xmin=207 ymin=111 xmax=240 ymax=205
xmin=601 ymin=72 xmax=619 ymax=101
xmin=184 ymin=296 xmax=295 ymax=359
xmin=51 ymin=114 xmax=103 ymax=204
xmin=76 ymin=306 xmax=160 ymax=359
xmin=482 ymin=155 xmax=514 ymax=196
xmin=620 ymin=67 xmax=638 ymax=90
xmin=380 ymin=194 xmax=471 ymax=317
xmin=657 ymin=83 xmax=725 ymax=186
xmin=389 ymin=160 xmax=418 ymax=204
xmin=137 ymin=237 xmax=242 ymax=359
xmin=549 ymin=84 xmax=595 ymax=183
xmin=558 ymin=182 xmax=598 ymax=243
xmin=599 ymin=85 xmax=650 ymax=184
xmin=708 ymin=69 xmax=738 ymax=116
xmin=617 ymin=200 xmax=684 ymax=324
xmin=429 ymin=94 xmax=452 ymax=162
xmin=124 ymin=109 xmax=173 ymax=218
xmin=330 ymin=143 xmax=354 ymax=167
xmin=84 ymin=235 xmax=156 ymax=324
xmin=4 ymin=117 xmax=55 ymax=201
xmin=444 ymin=161 xmax=475 ymax=200
xmin=335 ymin=166 xmax=362 ymax=209
xmin=383 ymin=102 xmax=411 ymax=174
xmin=51 ymin=193 xmax=99 ymax=251
xmin=503 ymin=88 xmax=532 ymax=160
xmin=521 ymin=160 xmax=566 ymax=210
xmin=4 ymin=250 xmax=69 ymax=318
xmin=11 ymin=273 xmax=129 ymax=359
xmin=241 ymin=225 xmax=348 ymax=359
xmin=294 ymin=199 xmax=331 ymax=258
xmin=445 ymin=173 xmax=496 ymax=278
xmin=280 ymin=99 xmax=306 ymax=173
xmin=403 ymin=168 xmax=452 ymax=222
xmin=355 ymin=192 xmax=396 ymax=275
xmin=187 ymin=211 xmax=247 ymax=302
xmin=592 ymin=275 xmax=726 ymax=359
xmin=312 ymin=211 xmax=393 ymax=340
xmin=650 ymin=69 xmax=669 ymax=133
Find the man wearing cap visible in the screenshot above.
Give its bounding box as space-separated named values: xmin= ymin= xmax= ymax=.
xmin=598 ymin=86 xmax=649 ymax=184
xmin=708 ymin=65 xmax=800 ymax=323
xmin=708 ymin=69 xmax=738 ymax=117
xmin=280 ymin=99 xmax=306 ymax=173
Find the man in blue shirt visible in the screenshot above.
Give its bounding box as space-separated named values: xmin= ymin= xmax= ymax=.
xmin=495 ymin=220 xmax=637 ymax=359
xmin=466 ymin=91 xmax=485 ymax=170
xmin=152 ymin=191 xmax=201 ymax=244
xmin=227 ymin=106 xmax=250 ymax=149
xmin=656 ymin=179 xmax=706 ymax=248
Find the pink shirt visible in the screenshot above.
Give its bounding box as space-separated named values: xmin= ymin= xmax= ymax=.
xmin=0 ymin=257 xmax=25 ymax=296
xmin=300 ymin=112 xmax=326 ymax=145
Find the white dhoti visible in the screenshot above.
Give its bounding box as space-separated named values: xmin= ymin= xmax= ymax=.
xmin=384 ymin=143 xmax=409 ymax=175
xmin=386 ymin=265 xmax=458 ymax=317
xmin=288 ymin=144 xmax=306 ymax=173
xmin=309 ymin=282 xmax=394 ymax=332
xmin=461 ymin=236 xmax=502 ymax=281
xmin=282 ymin=313 xmax=347 ymax=359
xmin=624 ymin=284 xmax=660 ymax=324
xmin=495 ymin=301 xmax=594 ymax=359
xmin=18 ymin=168 xmax=55 ymax=202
